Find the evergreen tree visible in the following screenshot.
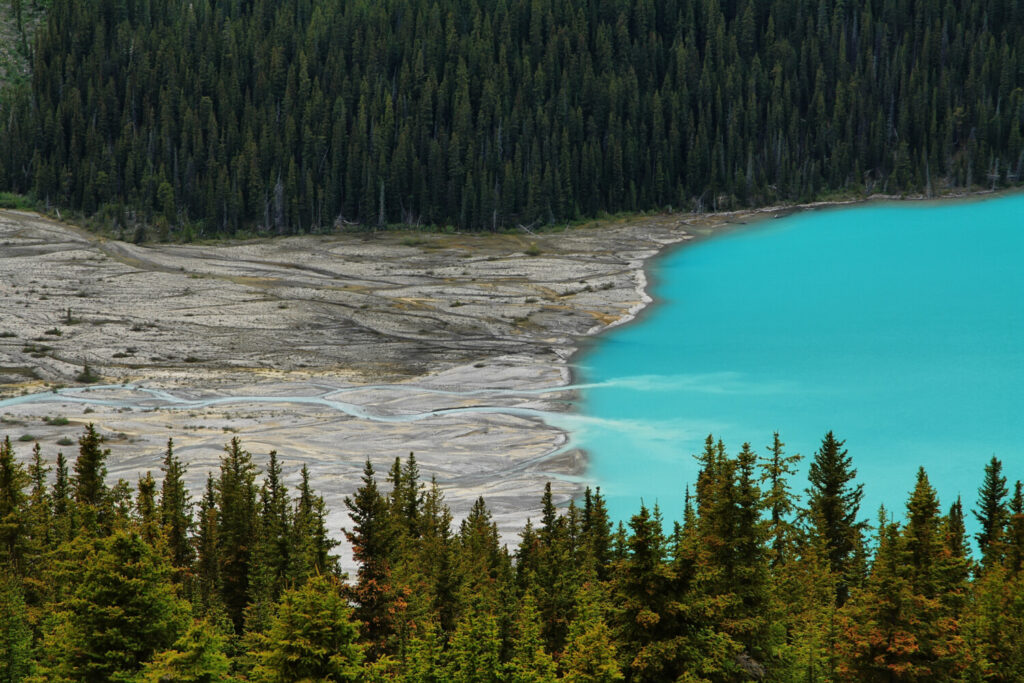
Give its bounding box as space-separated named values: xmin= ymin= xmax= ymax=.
xmin=291 ymin=464 xmax=338 ymax=580
xmin=51 ymin=451 xmax=71 ymax=537
xmin=72 ymin=424 xmax=111 ymax=532
xmin=839 ymin=473 xmax=969 ymax=681
xmin=137 ymin=619 xmax=234 ymax=683
xmin=505 ymin=590 xmax=557 ymax=683
xmin=535 ymin=482 xmax=576 ymax=654
xmin=73 ymin=424 xmax=109 ymax=510
xmin=195 ymin=474 xmax=221 ymax=613
xmin=35 ymin=531 xmax=189 ymax=682
xmin=0 ymin=437 xmax=29 ymax=572
xmin=974 ymin=456 xmax=1009 ymax=570
xmin=246 ymin=450 xmax=291 ymax=633
xmin=344 ymin=458 xmax=400 ymax=661
xmin=581 ymin=487 xmax=613 ymax=580
xmin=805 ymin=431 xmax=864 ymax=605
xmin=562 ymin=578 xmax=623 ymax=683
xmin=159 ymin=438 xmax=194 ymax=573
xmin=252 ymin=574 xmax=364 ymax=682
xmin=1007 ymin=482 xmax=1024 ymax=575
xmin=0 ymin=572 xmax=32 ymax=683
xmin=5 ymin=0 xmax=1020 ymax=233
xmin=135 ymin=472 xmax=159 ymax=544
xmin=761 ymin=432 xmax=802 ymax=566
xmin=216 ymin=438 xmax=259 ymax=632
xmin=443 ymin=595 xmax=503 ymax=683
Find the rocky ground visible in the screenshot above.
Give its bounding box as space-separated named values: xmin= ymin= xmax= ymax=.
xmin=0 ymin=208 xmax=759 ymax=565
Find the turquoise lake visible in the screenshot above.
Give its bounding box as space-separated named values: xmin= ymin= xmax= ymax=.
xmin=576 ymin=193 xmax=1024 ymax=529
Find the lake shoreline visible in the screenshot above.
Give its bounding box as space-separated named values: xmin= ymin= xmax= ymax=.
xmin=0 ymin=188 xmax=1011 ymax=562
xmin=568 ymin=189 xmax=1024 ymax=525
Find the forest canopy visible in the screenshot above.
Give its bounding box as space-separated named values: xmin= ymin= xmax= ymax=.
xmin=2 ymin=427 xmax=1024 ymax=681
xmin=0 ymin=0 xmax=1022 ymax=237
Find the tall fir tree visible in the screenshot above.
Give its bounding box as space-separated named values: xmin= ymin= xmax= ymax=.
xmin=72 ymin=424 xmax=111 ymax=531
xmin=159 ymin=438 xmax=193 ymax=573
xmin=216 ymin=437 xmax=259 ymax=632
xmin=0 ymin=437 xmax=29 ymax=573
xmin=344 ymin=459 xmax=400 ymax=661
xmin=974 ymin=456 xmax=1009 ymax=570
xmin=805 ymin=431 xmax=864 ymax=605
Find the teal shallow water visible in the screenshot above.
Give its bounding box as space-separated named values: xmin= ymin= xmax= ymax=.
xmin=577 ymin=194 xmax=1024 ymax=528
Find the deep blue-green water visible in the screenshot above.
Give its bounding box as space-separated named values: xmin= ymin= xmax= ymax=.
xmin=577 ymin=194 xmax=1024 ymax=528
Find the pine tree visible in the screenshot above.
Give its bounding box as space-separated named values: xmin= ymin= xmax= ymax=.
xmin=761 ymin=432 xmax=802 ymax=566
xmin=0 ymin=437 xmax=29 ymax=572
xmin=253 ymin=574 xmax=364 ymax=682
xmin=1007 ymin=482 xmax=1024 ymax=575
xmin=505 ymin=590 xmax=557 ymax=683
xmin=159 ymin=438 xmax=193 ymax=572
xmin=137 ymin=619 xmax=234 ymax=683
xmin=35 ymin=531 xmax=189 ymax=682
xmin=73 ymin=424 xmax=111 ymax=532
xmin=974 ymin=456 xmax=1009 ymax=570
xmin=344 ymin=459 xmax=400 ymax=661
xmin=195 ymin=474 xmax=221 ymax=614
xmin=135 ymin=471 xmax=160 ymax=545
xmin=805 ymin=431 xmax=864 ymax=605
xmin=562 ymin=578 xmax=624 ymax=683
xmin=216 ymin=438 xmax=259 ymax=632
xmin=0 ymin=572 xmax=32 ymax=683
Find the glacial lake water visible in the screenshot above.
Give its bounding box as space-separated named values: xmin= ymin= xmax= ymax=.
xmin=576 ymin=193 xmax=1024 ymax=529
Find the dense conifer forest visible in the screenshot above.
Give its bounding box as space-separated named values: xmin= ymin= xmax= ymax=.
xmin=2 ymin=426 xmax=1024 ymax=680
xmin=0 ymin=0 xmax=1022 ymax=236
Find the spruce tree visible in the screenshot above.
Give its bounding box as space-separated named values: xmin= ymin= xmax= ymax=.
xmin=51 ymin=451 xmax=71 ymax=536
xmin=562 ymin=578 xmax=623 ymax=683
xmin=761 ymin=432 xmax=802 ymax=566
xmin=291 ymin=464 xmax=338 ymax=581
xmin=581 ymin=487 xmax=613 ymax=580
xmin=974 ymin=456 xmax=1009 ymax=570
xmin=73 ymin=424 xmax=109 ymax=509
xmin=344 ymin=459 xmax=399 ymax=661
xmin=0 ymin=437 xmax=28 ymax=572
xmin=135 ymin=471 xmax=160 ymax=545
xmin=216 ymin=438 xmax=259 ymax=632
xmin=159 ymin=438 xmax=193 ymax=572
xmin=505 ymin=590 xmax=557 ymax=683
xmin=246 ymin=450 xmax=292 ymax=634
xmin=137 ymin=619 xmax=234 ymax=683
xmin=0 ymin=572 xmax=32 ymax=683
xmin=535 ymin=482 xmax=576 ymax=654
xmin=253 ymin=575 xmax=364 ymax=682
xmin=35 ymin=531 xmax=189 ymax=682
xmin=23 ymin=443 xmax=52 ymax=601
xmin=195 ymin=474 xmax=221 ymax=614
xmin=73 ymin=424 xmax=111 ymax=532
xmin=1007 ymin=482 xmax=1024 ymax=576
xmin=443 ymin=594 xmax=504 ymax=683
xmin=805 ymin=431 xmax=864 ymax=605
